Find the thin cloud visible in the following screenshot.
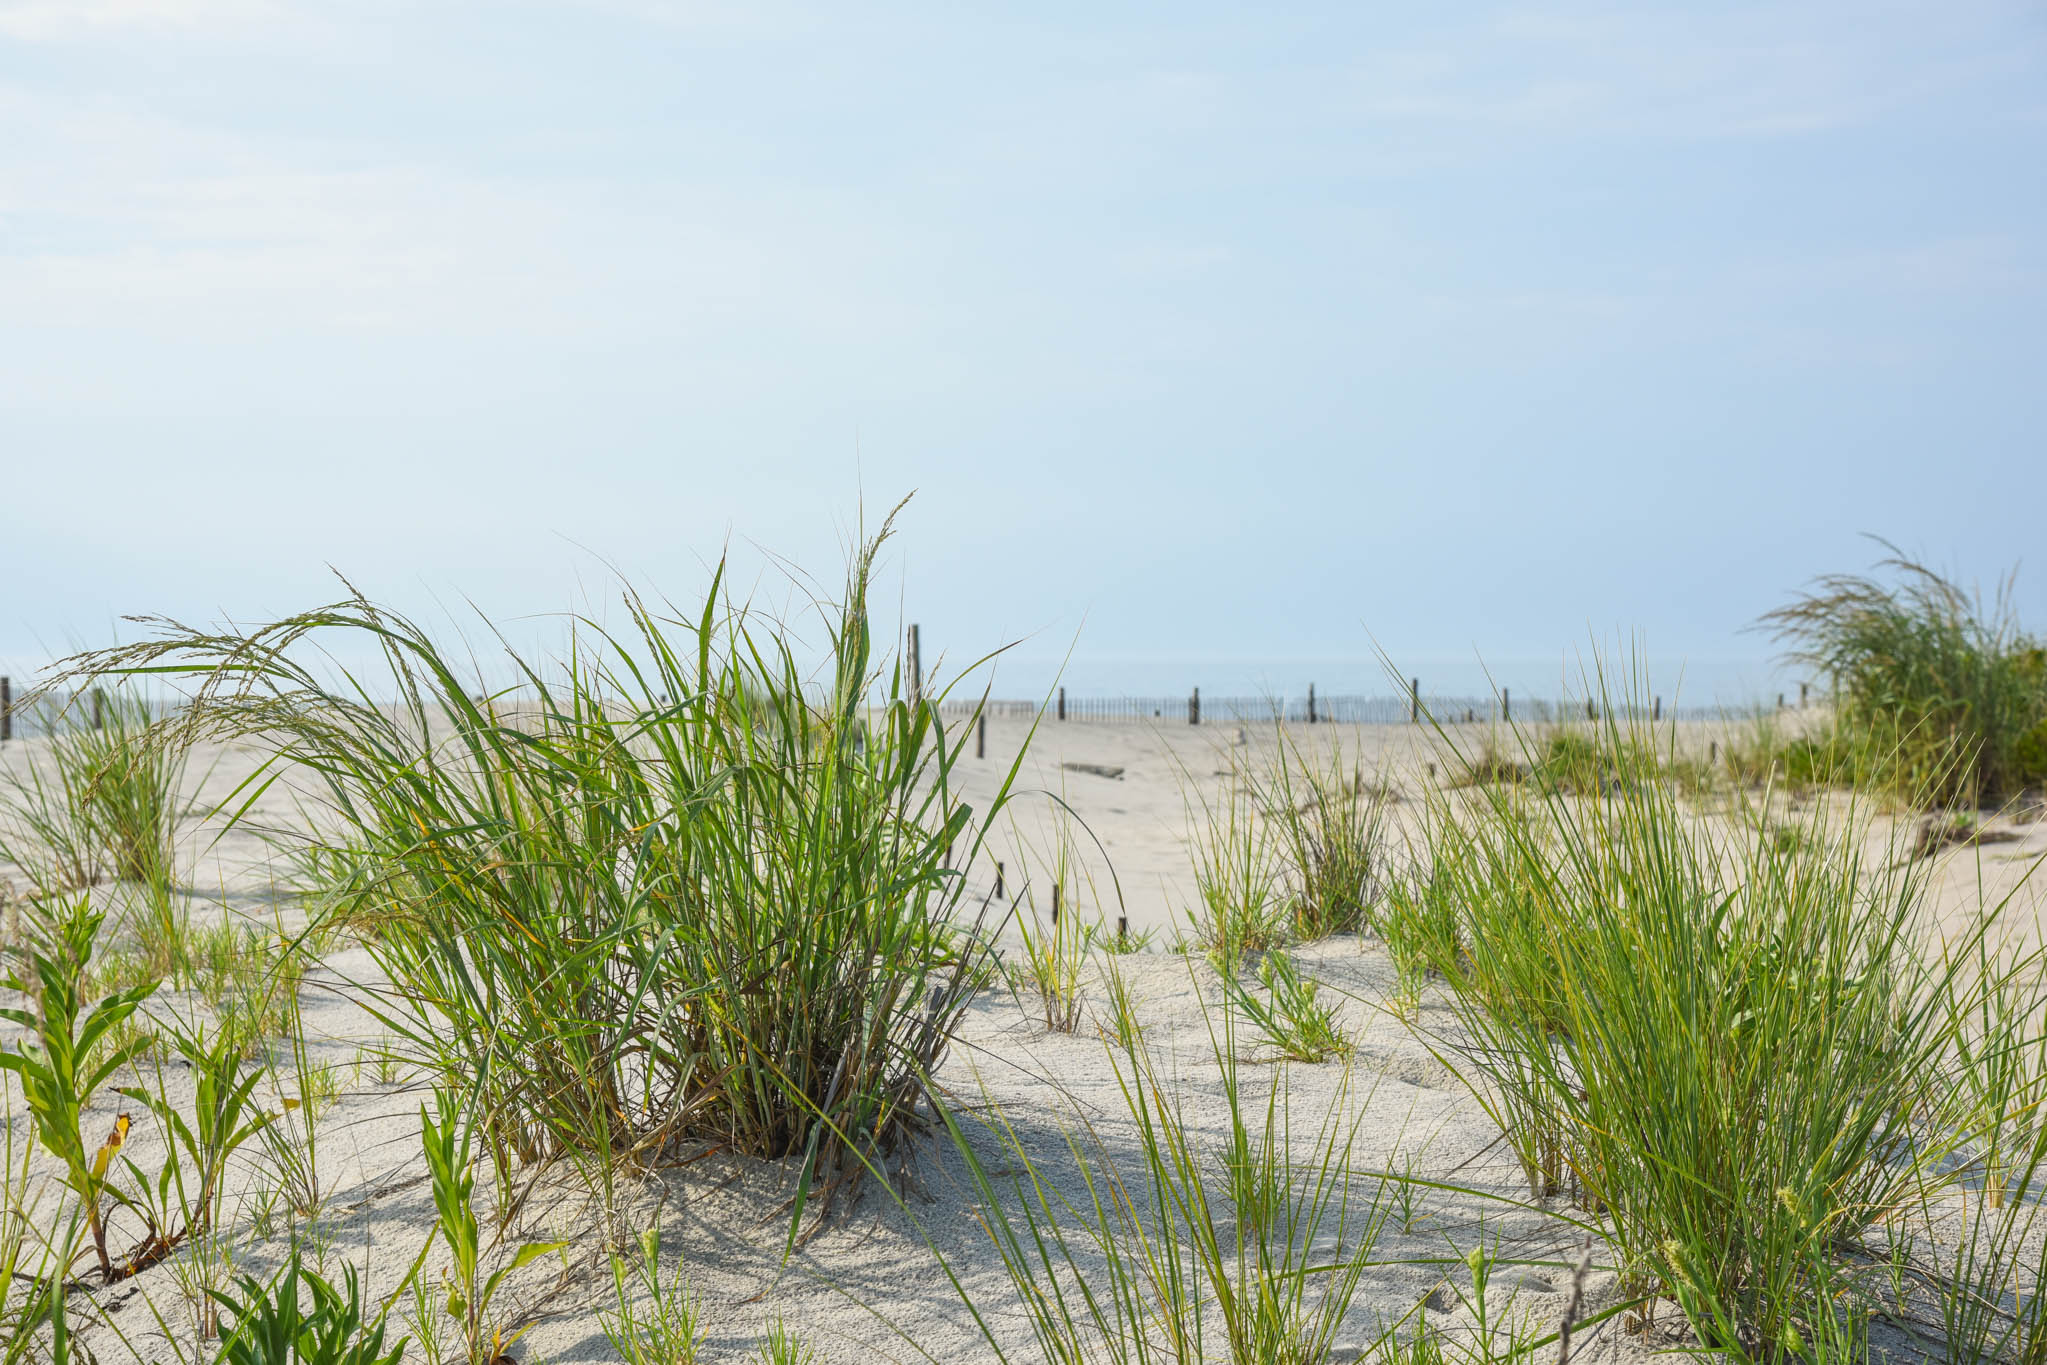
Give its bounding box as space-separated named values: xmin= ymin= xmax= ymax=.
xmin=0 ymin=0 xmax=279 ymax=39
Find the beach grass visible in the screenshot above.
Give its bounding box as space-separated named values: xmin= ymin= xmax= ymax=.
xmin=1407 ymin=674 xmax=2045 ymax=1359
xmin=52 ymin=508 xmax=1027 ymax=1238
xmin=1760 ymin=540 xmax=2047 ymax=806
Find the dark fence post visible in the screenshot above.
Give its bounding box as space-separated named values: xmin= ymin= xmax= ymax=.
xmin=1653 ymin=696 xmax=1662 ymax=722
xmin=976 ymin=712 xmax=986 ymax=759
xmin=1307 ymin=683 xmax=1316 ymax=725
xmin=92 ymin=689 xmax=104 ymax=731
xmin=1503 ymin=688 xmax=1511 ymax=723
xmin=906 ymin=624 xmax=921 ymax=706
xmin=0 ymin=677 xmax=9 ymax=743
xmin=994 ymin=861 xmax=1005 ymax=900
xmin=1409 ymin=678 xmax=1419 ymax=724
xmin=1051 ymin=883 xmax=1062 ymax=927
xmin=1587 ymin=698 xmax=1596 ymax=722
xmin=1189 ymin=687 xmax=1200 ymax=726
xmin=1057 ymin=686 xmax=1066 ymax=722
xmin=1777 ymin=692 xmax=1785 ymax=711
xmin=1799 ymin=682 xmax=1809 ymax=709
xmin=1710 ymin=739 xmax=1719 ymax=766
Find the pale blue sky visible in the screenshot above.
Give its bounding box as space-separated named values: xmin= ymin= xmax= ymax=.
xmin=3 ymin=2 xmax=2043 ymax=704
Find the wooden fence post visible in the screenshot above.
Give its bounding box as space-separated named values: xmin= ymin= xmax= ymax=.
xmin=92 ymin=689 xmax=104 ymax=731
xmin=1503 ymin=688 xmax=1511 ymax=723
xmin=1189 ymin=687 xmax=1200 ymax=726
xmin=1586 ymin=697 xmax=1596 ymax=722
xmin=976 ymin=712 xmax=986 ymax=759
xmin=0 ymin=677 xmax=9 ymax=743
xmin=1409 ymin=678 xmax=1419 ymax=724
xmin=995 ymin=861 xmax=1005 ymax=900
xmin=1051 ymin=883 xmax=1062 ymax=927
xmin=1057 ymin=686 xmax=1066 ymax=722
xmin=1653 ymin=696 xmax=1662 ymax=722
xmin=1307 ymin=683 xmax=1316 ymax=725
xmin=906 ymin=625 xmax=921 ymax=706
xmin=1799 ymin=682 xmax=1809 ymax=709
xmin=1777 ymin=692 xmax=1785 ymax=711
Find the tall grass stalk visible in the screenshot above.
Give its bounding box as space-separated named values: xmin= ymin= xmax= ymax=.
xmin=56 ymin=510 xmax=1028 ymax=1233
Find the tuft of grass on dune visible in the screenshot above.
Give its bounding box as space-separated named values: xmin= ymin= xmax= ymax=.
xmin=0 ymin=686 xmax=186 ymax=906
xmin=1257 ymin=729 xmax=1393 ymax=941
xmin=1405 ymin=665 xmax=2047 ymax=1362
xmin=1759 ymin=539 xmax=2047 ymax=807
xmin=1182 ymin=762 xmax=1289 ymax=975
xmin=51 ymin=503 xmax=1030 ymax=1237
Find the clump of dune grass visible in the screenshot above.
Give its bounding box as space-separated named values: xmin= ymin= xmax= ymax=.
xmin=1009 ymin=864 xmax=1098 ymax=1034
xmin=1006 ymin=807 xmax=1123 ymax=1033
xmin=1258 ymin=731 xmax=1391 ymax=939
xmin=931 ymin=988 xmax=1403 ymax=1365
xmin=1760 ymin=539 xmax=2047 ymax=806
xmin=1713 ymin=705 xmax=1861 ymax=795
xmin=1183 ymin=767 xmax=1288 ymax=974
xmin=0 ymin=687 xmax=186 ymax=902
xmin=1223 ymin=951 xmax=1351 ymax=1063
xmin=53 ymin=507 xmax=1027 ymax=1232
xmin=1920 ymin=961 xmax=2047 ymax=1365
xmin=1410 ymin=677 xmax=2043 ymax=1360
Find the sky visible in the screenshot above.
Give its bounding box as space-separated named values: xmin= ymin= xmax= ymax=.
xmin=2 ymin=1 xmax=2043 ymax=706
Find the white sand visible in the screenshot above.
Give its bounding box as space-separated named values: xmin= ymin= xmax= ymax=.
xmin=2 ymin=714 xmax=2043 ymax=1362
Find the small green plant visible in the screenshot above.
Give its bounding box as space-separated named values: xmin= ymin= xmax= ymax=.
xmin=211 ymin=1252 xmax=408 ymax=1365
xmin=402 ymin=1269 xmax=451 ymax=1365
xmin=602 ymin=1227 xmax=703 ymax=1364
xmin=1406 ymin=1238 xmax=1549 ymax=1365
xmin=1214 ymin=1069 xmax=1285 ymax=1238
xmin=119 ymin=1017 xmax=278 ymax=1248
xmin=752 ymin=1318 xmax=818 ymax=1365
xmin=167 ymin=1228 xmax=241 ymax=1347
xmin=260 ymin=982 xmax=331 ymax=1221
xmin=1224 ymin=952 xmax=1350 ymax=1063
xmin=1095 ymin=957 xmax=1146 ymax=1052
xmin=218 ymin=983 xmax=294 ymax=1061
xmin=1010 ymin=880 xmax=1098 ymax=1033
xmin=1183 ymin=768 xmax=1287 ymax=975
xmin=420 ymin=1090 xmax=567 ymax=1364
xmin=1259 ymin=731 xmax=1391 ymax=939
xmin=1098 ymin=919 xmax=1156 ymax=954
xmin=1377 ymin=873 xmax=1461 ymax=999
xmin=0 ymin=1111 xmax=66 ymax=1361
xmin=0 ymin=895 xmax=159 ymax=1282
xmin=1386 ymin=1149 xmax=1430 ymax=1235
